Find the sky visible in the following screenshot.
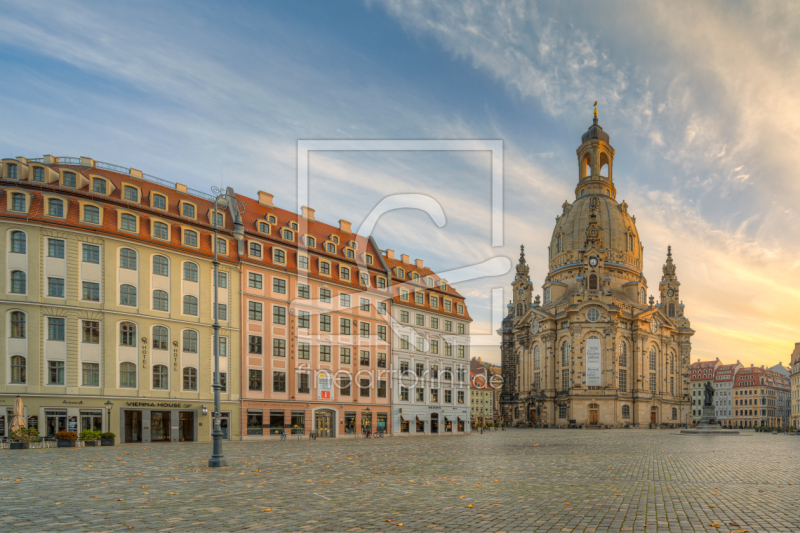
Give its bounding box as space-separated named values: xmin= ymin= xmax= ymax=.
xmin=1 ymin=0 xmax=799 ymax=367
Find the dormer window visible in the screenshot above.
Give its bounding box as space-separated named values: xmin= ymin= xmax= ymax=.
xmin=123 ymin=185 xmax=139 ymax=202
xmin=249 ymin=242 xmax=262 ymax=258
xmin=398 ymin=268 xmax=405 ymax=278
xmin=415 ymin=292 xmax=423 ymax=305
xmin=306 ymin=236 xmax=316 ymax=247
xmin=365 ymin=254 xmax=373 ymax=265
xmin=340 ymin=267 xmax=350 ymax=280
xmin=268 ymin=215 xmax=277 ymax=224
xmin=10 ymin=193 xmax=26 ymax=212
xmin=439 ymin=280 xmax=447 ymax=291
xmin=32 ymin=167 xmax=45 ymax=182
xmin=273 ymin=249 xmax=286 ymax=264
xmin=7 ymin=163 xmax=18 ymax=179
xmin=346 ymin=249 xmax=354 ymax=259
xmin=121 ymin=213 xmax=137 ymax=232
xmin=326 ymin=243 xmax=335 ymax=253
xmin=258 ymin=221 xmax=270 ymax=233
xmin=48 ymin=198 xmax=64 ymax=217
xmin=93 ymin=178 xmax=107 ymax=194
xmin=63 ymin=172 xmax=77 ymax=188
xmin=332 ymin=235 xmax=339 ymax=244
xmin=182 ymin=203 xmax=195 ymax=218
xmin=377 ymin=277 xmax=386 ymax=289
xmin=412 ymin=273 xmax=420 ymax=283
xmin=400 ymin=289 xmax=409 ymax=300
xmin=213 ymin=212 xmax=224 ymax=226
xmin=290 ymin=222 xmax=298 ymax=230
xmin=360 ymin=272 xmax=369 ymax=286
xmin=283 ymin=229 xmax=293 ymax=240
xmin=426 ymin=277 xmax=433 ymax=287
xmin=183 ymin=229 xmax=198 ymax=247
xmin=152 ymin=193 xmax=167 ymax=210
xmin=84 ymin=205 xmax=100 ymax=224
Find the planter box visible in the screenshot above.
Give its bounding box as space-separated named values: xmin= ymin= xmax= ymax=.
xmin=101 ymin=438 xmax=115 ymax=446
xmin=84 ymin=440 xmax=101 ymax=447
xmin=57 ymin=439 xmax=77 ymax=448
xmin=10 ymin=442 xmax=30 ymax=450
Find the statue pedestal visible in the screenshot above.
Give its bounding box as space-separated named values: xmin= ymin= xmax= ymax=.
xmin=681 ymin=405 xmax=739 ymax=435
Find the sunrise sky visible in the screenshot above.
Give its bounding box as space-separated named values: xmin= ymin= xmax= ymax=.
xmin=1 ymin=1 xmax=798 ymax=367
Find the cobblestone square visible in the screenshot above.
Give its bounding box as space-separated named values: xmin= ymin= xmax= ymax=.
xmin=1 ymin=429 xmax=798 ymax=532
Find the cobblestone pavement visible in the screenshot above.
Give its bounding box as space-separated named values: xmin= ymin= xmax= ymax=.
xmin=1 ymin=429 xmax=799 ymax=532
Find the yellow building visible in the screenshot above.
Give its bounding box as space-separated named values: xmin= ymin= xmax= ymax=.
xmin=470 ymin=374 xmax=493 ymax=425
xmin=0 ymin=156 xmax=241 ymax=443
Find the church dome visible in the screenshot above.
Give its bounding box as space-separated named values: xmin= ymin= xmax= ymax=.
xmin=581 ymin=115 xmax=610 ymax=144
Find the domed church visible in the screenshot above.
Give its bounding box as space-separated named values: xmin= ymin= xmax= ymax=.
xmin=499 ymin=110 xmax=694 ymax=428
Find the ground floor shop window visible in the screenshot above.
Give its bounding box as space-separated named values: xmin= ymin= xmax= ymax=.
xmin=269 ymin=411 xmax=284 ymax=435
xmin=81 ymin=410 xmax=102 ymax=432
xmin=416 ymin=416 xmax=424 ymax=433
xmin=124 ymin=411 xmax=142 ymax=443
xmin=45 ymin=409 xmax=67 ymax=437
xmin=361 ymin=413 xmax=372 ymax=432
xmin=400 ymin=417 xmax=409 ymax=432
xmin=457 ymin=417 xmax=464 ymax=432
xmin=217 ymin=411 xmax=230 ymax=440
xmin=247 ymin=410 xmax=263 ymax=436
xmin=151 ymin=411 xmax=171 ymax=441
xmin=344 ymin=412 xmax=356 ymax=434
xmin=376 ymin=413 xmax=387 ymax=433
xmin=444 ymin=417 xmax=452 ymax=432
xmin=291 ymin=411 xmax=305 ymax=434
xmin=179 ymin=411 xmax=195 ymax=441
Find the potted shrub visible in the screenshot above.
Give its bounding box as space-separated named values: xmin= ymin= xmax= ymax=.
xmin=100 ymin=432 xmax=116 ymax=446
xmin=501 ymin=422 xmax=506 ymax=431
xmin=10 ymin=427 xmax=39 ymax=450
xmin=55 ymin=430 xmax=78 ymax=447
xmin=81 ymin=429 xmax=102 ymax=446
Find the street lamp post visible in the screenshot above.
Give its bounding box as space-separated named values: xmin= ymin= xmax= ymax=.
xmin=104 ymin=400 xmax=113 ymax=433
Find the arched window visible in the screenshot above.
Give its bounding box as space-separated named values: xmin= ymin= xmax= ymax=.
xmin=534 ymin=345 xmax=541 ymax=370
xmin=120 ymin=213 xmax=137 ymax=232
xmin=649 ymin=347 xmax=657 ymax=371
xmin=412 ymin=273 xmax=420 ymax=283
xmin=672 ymin=407 xmax=677 ymax=419
xmin=153 ymin=255 xmax=169 ymax=276
xmin=618 ymin=342 xmax=627 ymax=367
xmin=153 ymin=290 xmax=169 ymax=311
xmin=152 ymin=326 xmax=169 ymax=350
xmin=10 ymin=231 xmax=26 ymax=253
xmin=183 ymin=367 xmax=198 ymax=391
xmin=48 ymin=198 xmax=64 ymax=217
xmin=516 ymin=303 xmax=523 ymax=317
xmin=183 ymin=330 xmax=198 ymax=353
xmin=184 ymin=229 xmax=198 ymax=247
xmin=628 ymin=234 xmax=634 ymax=252
xmin=183 ymin=262 xmax=198 ymax=282
xmin=10 ymin=271 xmax=26 ymax=293
xmin=120 ymin=248 xmax=137 ymax=270
xmin=640 ymin=288 xmax=646 ymax=304
xmin=544 ymin=286 xmax=551 ymax=304
xmin=183 ymin=295 xmax=198 ymax=316
xmin=557 ymin=234 xmax=562 ymax=253
xmin=120 ymin=362 xmax=136 ymax=388
xmin=120 ymin=284 xmax=137 ymax=306
xmin=583 ymin=154 xmax=591 ymax=178
xmin=120 ymin=322 xmax=137 ymax=346
xmin=589 ymin=274 xmax=598 ymax=290
xmin=10 ymin=311 xmax=26 ymax=338
xmin=152 ymin=365 xmax=169 ymax=389
xmin=668 ymin=303 xmax=675 ymax=317
xmin=153 ymin=221 xmax=169 ymax=240
xmin=561 ymin=340 xmax=570 ymax=366
xmin=10 ymin=193 xmax=25 ymax=211
xmin=622 ymin=405 xmax=630 ymax=419
xmin=84 ymin=205 xmax=100 ymax=224
xmin=10 ymin=355 xmax=26 ymax=383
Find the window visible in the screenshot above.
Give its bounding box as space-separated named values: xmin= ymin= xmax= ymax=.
xmin=649 ymin=373 xmax=657 ymax=392
xmin=183 ymin=330 xmax=198 ymax=353
xmin=183 ymin=368 xmax=197 ymax=391
xmin=10 ymin=193 xmax=25 ymax=212
xmin=183 ymin=262 xmax=198 ymax=281
xmin=273 ymin=278 xmax=286 ymax=294
xmin=359 ymin=379 xmax=371 ymax=397
xmin=48 ymin=317 xmax=65 ymax=341
xmin=561 ymin=340 xmax=570 ymax=366
xmin=183 ymin=295 xmax=198 ymax=316
xmin=48 ymin=198 xmax=64 ymax=217
xmin=444 ymin=300 xmax=452 ymax=311
xmin=416 ymin=388 xmax=424 ymax=402
xmin=378 ymin=302 xmax=387 ymax=315
xmin=298 ymin=284 xmax=310 ymax=299
xmin=458 ymin=390 xmax=465 ymax=404
xmin=400 ymin=310 xmax=410 ymax=324
xmin=360 ymin=350 xmax=370 ymax=366
xmin=619 ymin=343 xmax=627 ymax=367
xmin=9 ymin=311 xmax=25 ymax=338
xmin=416 ymin=313 xmax=424 ymax=326
xmin=213 ymin=212 xmax=224 ymax=226
xmin=416 ymin=338 xmax=425 ymax=352
xmin=377 ymin=353 xmax=387 ymax=368
xmin=319 ymin=345 xmax=331 ymax=362
xmin=33 ymin=167 xmax=44 ymax=182
xmin=320 ymin=288 xmax=331 ymax=303
xmin=216 ymin=272 xmax=227 ymax=288
xmin=378 ymin=325 xmax=387 ymax=341
xmin=430 ymin=296 xmax=438 ymax=308
xmin=117 ymin=248 xmax=137 ymax=270
xmin=151 ymin=365 xmax=168 ymax=389
xmin=340 ymin=293 xmax=351 ymax=309
xmin=258 ymin=222 xmax=270 ymax=233
xmin=360 ymin=298 xmax=370 ymax=312
xmin=340 ymin=267 xmax=350 ymax=280
xmin=283 ymin=229 xmax=293 ymax=240
xmin=153 ymin=221 xmax=169 ymax=240
xmin=415 ymin=292 xmax=424 ymax=305
xmin=649 ymin=348 xmax=657 ymax=371
xmin=63 ymin=171 xmax=77 ymax=187
xmin=83 ymin=244 xmax=100 ymax=264
xmin=248 ymin=370 xmax=263 ymax=391
xmin=216 ymin=238 xmax=227 ymax=255
xmin=245 ymin=301 xmax=262 ymax=321
xmin=82 ymin=282 xmax=100 ymax=302
xmin=273 ymin=338 xmax=286 ymax=357
xmin=587 ymin=308 xmax=599 ymax=321
xmin=120 ymin=322 xmax=136 ymax=346
xmin=320 ymin=314 xmax=331 ymax=332
xmin=245 ymin=273 xmax=262 ymax=289
xmin=378 ymin=380 xmax=387 ymax=398
xmin=48 ymin=361 xmax=65 ymax=385
xmin=340 ymin=318 xmax=351 ymax=335
xmin=340 ymin=348 xmax=351 ymax=364
xmin=153 ymin=290 xmax=169 ymax=311
xmin=360 ymin=322 xmax=370 ymax=338
xmin=619 ymin=369 xmax=627 ymax=393
xmin=184 ymin=230 xmax=198 ymax=247
xmin=360 ymin=272 xmax=369 ymax=286
xmin=365 ymin=254 xmax=373 ymax=265
xmin=47 ymin=277 xmax=64 ymax=297
xmin=82 ymin=363 xmax=100 ymax=386
xmin=321 ymin=261 xmax=330 ymax=275
xmin=444 ymin=342 xmax=452 ymax=356
xmin=120 ymin=284 xmax=137 ymax=306
xmin=153 ymin=255 xmax=169 ymax=276
xmin=153 ymin=194 xmax=167 ymax=210
xmin=273 ymin=372 xmax=286 ymax=392
xmin=431 ymin=389 xmax=439 ymax=403
xmin=377 ymin=277 xmax=386 ymax=289
xmin=298 ymin=310 xmax=310 ymax=329
xmin=561 ymin=368 xmax=570 ymax=391
xmin=84 ymin=205 xmax=100 ymax=224
xmin=668 ymin=303 xmax=676 ymax=317
xmin=326 ymin=242 xmax=335 ymax=253
xmin=122 ymin=185 xmax=138 ymax=202
xmin=299 ymin=255 xmax=309 ymax=269
xmin=400 ymin=386 xmax=409 ymax=401
xmin=10 ymin=355 xmax=26 ymax=383
xmin=121 ymin=213 xmax=137 ymax=232
xmin=400 ymin=289 xmax=408 ymax=300
xmin=48 ymin=239 xmax=65 ymax=258
xmin=82 ymin=321 xmax=100 ymax=343
xmin=273 ymin=306 xmax=286 ymax=325
xmin=457 ymin=345 xmax=465 ymax=358
xmin=182 ymin=203 xmax=195 ymax=218
xmin=445 ymin=320 xmax=452 ymax=332
xmin=346 ymin=249 xmax=354 ymax=259
xmin=559 ymin=404 xmax=568 ymax=419
xmin=457 ymin=323 xmax=465 ymax=335
xmin=249 ymin=242 xmax=262 ymax=257
xmin=298 ymin=373 xmax=310 ymax=394
xmin=274 ymin=249 xmax=286 ymax=263
xmin=341 ymin=377 xmax=352 ymax=396
xmin=544 ymin=286 xmax=551 ymax=304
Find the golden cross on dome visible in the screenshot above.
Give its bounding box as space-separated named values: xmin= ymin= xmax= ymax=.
xmin=593 ymin=100 xmax=598 ymax=117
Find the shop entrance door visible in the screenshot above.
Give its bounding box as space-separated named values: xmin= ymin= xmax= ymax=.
xmin=124 ymin=411 xmax=142 ymax=443
xmin=315 ymin=410 xmax=334 ymax=438
xmin=431 ymin=413 xmax=439 ymax=434
xmin=218 ymin=412 xmax=230 ymax=440
xmin=45 ymin=410 xmax=67 ymax=437
xmin=650 ymin=411 xmax=657 ymax=424
xmin=151 ymin=411 xmax=172 ymax=442
xmin=179 ymin=411 xmax=195 ymax=442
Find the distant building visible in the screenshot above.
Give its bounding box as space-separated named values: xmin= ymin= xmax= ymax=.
xmin=470 ymin=373 xmax=493 ymax=425
xmin=690 ymin=359 xmax=721 ymax=423
xmin=732 ymin=365 xmax=790 ymax=428
xmin=713 ymin=362 xmax=742 ymax=427
xmin=791 ymin=344 xmax=800 ymax=429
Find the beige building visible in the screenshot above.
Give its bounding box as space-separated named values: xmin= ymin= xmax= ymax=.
xmin=500 ymin=113 xmax=693 ymax=428
xmin=0 ymin=156 xmax=241 ymax=443
xmin=470 ymin=374 xmax=492 ymax=425
xmin=792 ymin=344 xmax=800 ymax=429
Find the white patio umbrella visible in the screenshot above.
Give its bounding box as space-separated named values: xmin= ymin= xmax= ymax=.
xmin=9 ymin=395 xmax=25 ymax=435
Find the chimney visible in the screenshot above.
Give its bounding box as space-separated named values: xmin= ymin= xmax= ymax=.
xmin=43 ymin=154 xmax=56 ymax=165
xmin=401 ymin=254 xmax=410 ymax=264
xmin=175 ymin=183 xmax=188 ymax=193
xmin=339 ymin=219 xmax=352 ymax=233
xmin=301 ymin=206 xmax=315 ymax=221
xmin=415 ymin=259 xmax=423 ymax=269
xmin=385 ymin=249 xmax=395 ymax=260
xmin=257 ymin=191 xmax=274 ymax=208
xmin=751 ymin=364 xmax=754 ymax=368
xmin=129 ymin=168 xmax=143 ymax=179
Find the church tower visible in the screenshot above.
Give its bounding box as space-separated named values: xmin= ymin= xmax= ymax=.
xmin=659 ymin=246 xmax=689 ymax=326
xmin=575 ymin=104 xmax=616 ymax=200
xmin=512 ymin=245 xmax=532 ymax=318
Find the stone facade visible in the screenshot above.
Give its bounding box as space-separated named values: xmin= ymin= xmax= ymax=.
xmin=500 ymin=113 xmax=694 ymax=428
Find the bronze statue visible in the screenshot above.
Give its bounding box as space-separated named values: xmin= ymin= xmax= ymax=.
xmin=703 ymin=381 xmax=714 ymax=407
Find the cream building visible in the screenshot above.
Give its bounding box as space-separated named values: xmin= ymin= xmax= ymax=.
xmin=792 ymin=344 xmax=800 ymax=429
xmin=500 ymin=113 xmax=694 ymax=428
xmin=0 ymin=156 xmax=241 ymax=443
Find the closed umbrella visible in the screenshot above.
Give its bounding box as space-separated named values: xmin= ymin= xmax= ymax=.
xmin=10 ymin=396 xmax=25 ymax=435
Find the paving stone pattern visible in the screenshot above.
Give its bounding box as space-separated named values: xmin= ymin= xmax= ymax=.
xmin=1 ymin=429 xmax=798 ymax=532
